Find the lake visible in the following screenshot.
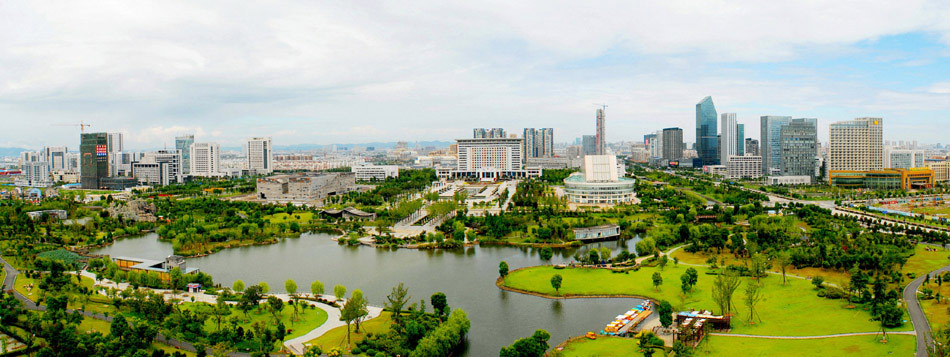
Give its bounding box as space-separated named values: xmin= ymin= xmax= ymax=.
xmin=93 ymin=233 xmax=647 ymax=356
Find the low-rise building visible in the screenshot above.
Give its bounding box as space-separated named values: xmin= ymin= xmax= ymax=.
xmin=257 ymin=172 xmax=356 ymax=203
xmin=926 ymin=161 xmax=950 ymax=183
xmin=26 ymin=209 xmax=67 ymax=220
xmin=766 ymin=176 xmax=812 ymax=186
xmin=564 ymin=155 xmax=636 ymax=205
xmin=726 ymin=156 xmax=762 ymax=180
xmin=829 ymin=168 xmax=934 ymax=190
xmin=352 ymin=163 xmax=399 ymax=181
xmin=112 ymin=255 xmax=199 ymax=281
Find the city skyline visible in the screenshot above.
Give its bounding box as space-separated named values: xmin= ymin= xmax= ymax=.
xmin=3 ymin=2 xmax=950 ymax=150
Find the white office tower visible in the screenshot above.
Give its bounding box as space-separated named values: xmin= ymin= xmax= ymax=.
xmin=720 ymin=113 xmax=738 ymax=165
xmin=132 ymin=150 xmax=183 ymax=186
xmin=246 ymin=137 xmax=274 ymax=174
xmin=829 ymin=118 xmax=883 ymax=171
xmin=190 ymin=142 xmax=220 ymax=177
xmin=44 ymin=146 xmax=68 ymax=171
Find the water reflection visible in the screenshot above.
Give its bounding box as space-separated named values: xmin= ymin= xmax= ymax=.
xmin=93 ymin=233 xmax=645 ymax=356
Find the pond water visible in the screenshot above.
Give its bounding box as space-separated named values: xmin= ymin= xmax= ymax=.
xmin=93 ymin=233 xmax=647 ymax=356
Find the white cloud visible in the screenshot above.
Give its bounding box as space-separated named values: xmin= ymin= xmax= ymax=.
xmin=1 ymin=0 xmax=950 ymax=149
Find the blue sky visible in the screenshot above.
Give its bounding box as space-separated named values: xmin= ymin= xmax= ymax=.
xmin=1 ymin=1 xmax=949 ymax=150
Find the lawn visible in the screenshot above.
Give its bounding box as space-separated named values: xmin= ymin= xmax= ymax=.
xmin=903 ymin=244 xmax=950 ymax=279
xmin=556 ymin=334 xmax=914 ymax=356
xmin=182 ymin=301 xmax=328 ymax=340
xmin=502 ymin=265 xmax=912 ymax=336
xmin=557 ymin=336 xmax=644 ymax=356
xmin=15 ymin=274 xmax=97 ymax=304
xmin=263 ymin=212 xmax=314 ymax=224
xmin=79 ymin=316 xmax=112 ymax=335
xmin=702 ymin=334 xmax=915 ymax=356
xmin=670 ymin=249 xmax=851 ymax=288
xmin=304 ymin=312 xmax=392 ymax=352
xmin=918 ymin=276 xmax=950 ymax=329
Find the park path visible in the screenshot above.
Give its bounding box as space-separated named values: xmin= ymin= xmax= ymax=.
xmin=282 ymin=303 xmax=383 ymax=355
xmin=904 ymin=263 xmax=950 ymax=357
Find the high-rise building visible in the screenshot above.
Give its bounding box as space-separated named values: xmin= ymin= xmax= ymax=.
xmin=760 ymin=115 xmax=792 ymax=175
xmin=695 ymin=96 xmax=718 ymax=166
xmin=661 ymin=127 xmax=684 ymax=161
xmin=649 ymin=131 xmax=663 ymax=158
xmin=884 ymin=149 xmax=925 ymax=169
xmin=582 ymin=135 xmax=597 ymax=156
xmin=596 ymin=108 xmax=606 ymax=155
xmin=720 ymin=113 xmax=738 ymax=165
xmin=473 ymin=128 xmax=507 ymax=139
xmin=780 ymin=118 xmax=819 ymax=180
xmin=736 ymin=124 xmax=745 ymax=156
xmin=829 ymin=117 xmax=883 ymax=172
xmin=745 ymin=138 xmax=759 ymax=156
xmin=175 ymin=135 xmax=195 ymax=175
xmin=190 ymin=142 xmax=220 ymax=177
xmin=80 ymin=132 xmax=110 ymax=189
xmin=132 ymin=150 xmax=183 ymax=186
xmin=107 ymin=133 xmax=124 ymax=153
xmin=522 ymin=128 xmax=554 ymax=159
xmin=44 ymin=146 xmax=68 ymax=172
xmin=246 ymin=137 xmax=274 ymax=174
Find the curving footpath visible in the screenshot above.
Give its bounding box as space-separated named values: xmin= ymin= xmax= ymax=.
xmin=905 ymin=264 xmax=950 ymax=357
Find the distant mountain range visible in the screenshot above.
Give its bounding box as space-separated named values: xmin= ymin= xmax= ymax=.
xmin=0 ymin=147 xmax=29 ymax=157
xmin=221 ymin=141 xmax=454 ymax=152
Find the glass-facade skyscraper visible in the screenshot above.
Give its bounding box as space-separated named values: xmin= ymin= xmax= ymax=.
xmin=175 ymin=135 xmax=194 ymax=175
xmin=736 ymin=123 xmax=745 ymax=156
xmin=695 ymin=96 xmax=718 ymax=166
xmin=760 ymin=115 xmax=792 ymax=175
xmin=80 ymin=132 xmax=109 ymax=189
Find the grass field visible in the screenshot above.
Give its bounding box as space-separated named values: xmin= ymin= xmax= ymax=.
xmin=702 ymin=334 xmax=915 ymax=356
xmin=263 ymin=212 xmax=315 ymax=224
xmin=304 ymin=312 xmax=393 ymax=352
xmin=670 ymin=248 xmax=853 ymax=287
xmin=503 ymin=265 xmax=911 ymax=336
xmin=556 ymin=334 xmax=914 ymax=356
xmin=79 ymin=316 xmax=112 ymax=335
xmin=903 ymin=244 xmax=950 ymax=279
xmin=183 ymin=301 xmax=328 ymax=340
xmin=15 ymin=274 xmax=97 ymax=304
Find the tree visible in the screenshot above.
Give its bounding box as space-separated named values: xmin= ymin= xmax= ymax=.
xmin=334 ymin=285 xmax=347 ymax=301
xmin=773 ymin=251 xmax=791 ymax=285
xmin=680 ymin=267 xmax=699 ymax=294
xmin=749 ymin=253 xmax=769 ymax=278
xmin=672 ymin=340 xmax=694 ymax=357
xmin=652 ymin=272 xmax=663 ymax=291
xmin=285 ymin=279 xmax=299 ymax=320
xmin=551 ymin=274 xmax=563 ymax=295
xmin=745 ymin=280 xmax=763 ymax=323
xmin=539 ymin=247 xmax=554 ymax=261
xmin=499 ymin=261 xmax=509 ymax=278
xmin=311 ymin=280 xmax=324 ymax=298
xmin=639 ymin=332 xmax=665 ymax=357
xmin=259 ymin=281 xmax=270 ymax=294
xmin=212 ymin=294 xmax=232 ymax=331
xmin=238 ymin=285 xmax=263 ymax=321
xmin=267 ymin=295 xmax=284 ymax=324
xmin=339 ymin=293 xmax=364 ymax=347
xmin=386 ymin=283 xmax=410 ymax=325
xmin=636 ymin=238 xmax=657 ymax=257
xmin=350 ymin=289 xmax=370 ymax=332
xmin=658 ymin=255 xmax=668 ymax=270
xmin=431 ymin=292 xmax=449 ymax=318
xmin=232 ymin=280 xmax=245 ymax=293
xmin=711 ymin=270 xmax=741 ymax=315
xmin=658 ymin=300 xmax=674 ymax=328
xmin=499 ymin=329 xmax=550 ymax=357
xmin=812 ymin=276 xmax=825 ymax=290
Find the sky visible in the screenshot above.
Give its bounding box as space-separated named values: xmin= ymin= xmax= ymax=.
xmin=1 ymin=1 xmax=950 ymax=150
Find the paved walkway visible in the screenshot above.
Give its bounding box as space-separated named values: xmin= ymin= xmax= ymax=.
xmin=283 ymin=303 xmax=383 ymax=355
xmin=904 ymin=264 xmax=950 ymax=357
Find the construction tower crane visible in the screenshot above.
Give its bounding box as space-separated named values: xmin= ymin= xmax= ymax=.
xmin=53 ymin=121 xmax=92 ymax=133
